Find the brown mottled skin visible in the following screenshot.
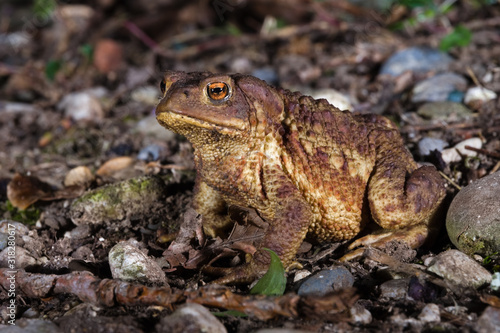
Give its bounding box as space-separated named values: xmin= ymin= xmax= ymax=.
xmin=156 ymin=71 xmax=446 ymax=284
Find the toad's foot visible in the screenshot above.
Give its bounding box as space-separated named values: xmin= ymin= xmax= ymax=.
xmin=338 ymin=224 xmax=431 ymax=262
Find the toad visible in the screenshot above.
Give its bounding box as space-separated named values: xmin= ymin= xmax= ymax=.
xmin=156 ymin=71 xmax=445 ymax=284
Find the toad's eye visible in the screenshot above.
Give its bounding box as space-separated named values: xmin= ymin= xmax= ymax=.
xmin=160 ymin=80 xmax=167 ymax=94
xmin=206 ymin=82 xmax=230 ymax=102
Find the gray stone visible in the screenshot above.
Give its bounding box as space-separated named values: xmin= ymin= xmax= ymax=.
xmin=476 ymin=306 xmax=500 ymax=333
xmin=446 ymin=171 xmax=500 ymax=256
xmin=69 ymin=176 xmax=167 ymax=225
xmin=417 ymin=101 xmax=473 ymax=121
xmin=109 ymin=241 xmax=167 ymax=284
xmin=427 ymin=250 xmax=492 ymax=288
xmin=297 ymin=267 xmax=354 ymax=296
xmin=412 ymin=73 xmax=467 ymax=103
xmin=380 ymin=47 xmax=453 ymax=76
xmin=156 ymin=303 xmax=227 ymax=333
xmin=350 ymin=303 xmax=372 ymax=324
xmin=418 ymin=137 xmax=448 ymax=156
xmin=418 ymin=303 xmax=440 ymax=323
xmin=0 ymin=319 xmax=62 ymax=333
xmin=379 ymin=279 xmax=408 ymax=300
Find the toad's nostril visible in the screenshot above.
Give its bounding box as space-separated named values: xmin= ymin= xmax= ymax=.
xmin=183 ymin=90 xmax=189 ymax=97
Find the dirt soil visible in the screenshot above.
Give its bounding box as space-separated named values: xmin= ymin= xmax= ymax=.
xmin=1 ymin=0 xmax=500 ymax=332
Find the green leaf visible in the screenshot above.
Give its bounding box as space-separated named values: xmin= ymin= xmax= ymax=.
xmin=213 ymin=310 xmax=247 ymax=317
xmin=79 ymin=44 xmax=94 ymax=62
xmin=397 ymin=0 xmax=434 ymax=9
xmin=439 ymin=25 xmax=472 ymax=51
xmin=33 ymin=0 xmax=57 ymax=21
xmin=45 ymin=59 xmax=61 ymax=81
xmin=249 ymin=248 xmax=286 ymax=296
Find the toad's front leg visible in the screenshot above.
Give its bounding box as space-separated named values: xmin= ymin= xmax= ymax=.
xmin=209 ymin=183 xmax=312 ymax=285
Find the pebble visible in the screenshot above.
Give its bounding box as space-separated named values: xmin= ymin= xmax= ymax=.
xmin=380 ymin=47 xmax=453 ymax=76
xmin=156 ymin=303 xmax=227 ymax=333
xmin=109 ymin=241 xmax=166 ymax=284
xmin=491 ymin=272 xmax=500 ymax=291
xmin=446 ymin=171 xmax=500 ymax=256
xmin=0 ymin=233 xmax=8 ymax=251
xmin=252 ymin=67 xmax=279 ymax=85
xmin=0 ymin=220 xmax=30 ymax=235
xmin=476 ymin=306 xmax=500 ymax=333
xmin=417 ymin=101 xmax=473 ymax=121
xmin=0 ymin=101 xmax=40 ymax=114
xmin=137 ymin=144 xmax=166 ymax=162
xmin=440 ymin=137 xmax=482 ymax=164
xmin=64 ymin=166 xmax=94 ymax=187
xmin=379 ymin=279 xmax=408 ymax=300
xmin=58 ymin=88 xmax=108 ymax=122
xmin=0 ymin=319 xmax=63 ymax=333
xmin=464 ymin=86 xmax=497 ymax=107
xmin=131 ymin=85 xmax=159 ymax=106
xmin=418 ymin=137 xmax=448 ymax=157
xmin=308 ymin=88 xmax=353 ymax=111
xmin=418 ymin=303 xmax=440 ymax=323
xmin=69 ymin=176 xmax=167 ymax=225
xmin=297 ymin=267 xmax=354 ymax=296
xmin=411 ymin=73 xmax=467 ymax=103
xmin=135 ymin=114 xmax=177 ymax=141
xmin=426 ymin=249 xmax=492 ymax=288
xmin=350 ymin=303 xmax=372 ymax=325
xmin=0 ymin=246 xmax=37 ymax=268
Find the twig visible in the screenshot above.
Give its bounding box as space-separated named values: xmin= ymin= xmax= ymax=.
xmin=464 ymin=145 xmax=500 ymax=159
xmin=439 ymin=171 xmax=461 ymax=190
xmin=0 ymin=268 xmax=357 ymax=321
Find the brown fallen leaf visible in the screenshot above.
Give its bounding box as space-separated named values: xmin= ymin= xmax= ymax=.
xmin=93 ymin=38 xmax=124 ymax=73
xmin=7 ymin=173 xmax=88 ymax=210
xmin=64 ymin=166 xmax=95 ymax=187
xmin=96 ymin=156 xmax=136 ymax=179
xmin=7 ymin=173 xmax=54 ymax=210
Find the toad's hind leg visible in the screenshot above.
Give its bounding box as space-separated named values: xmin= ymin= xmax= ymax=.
xmin=341 ymin=135 xmax=446 ymax=261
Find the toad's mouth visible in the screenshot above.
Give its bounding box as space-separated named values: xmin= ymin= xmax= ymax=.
xmin=156 ymin=105 xmax=247 ymax=134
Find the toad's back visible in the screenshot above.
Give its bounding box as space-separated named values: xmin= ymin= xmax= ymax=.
xmin=278 ymin=91 xmax=417 ymax=241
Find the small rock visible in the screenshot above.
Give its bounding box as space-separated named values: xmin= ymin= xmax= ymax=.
xmin=441 ymin=137 xmax=482 ymax=164
xmin=0 ymin=220 xmax=30 ymax=235
xmin=0 ymin=318 xmax=63 ymax=333
xmin=58 ymin=88 xmax=108 ymax=122
xmin=412 ymin=73 xmax=467 ymax=103
xmin=491 ymin=272 xmax=500 ymax=291
xmin=69 ymin=176 xmax=167 ymax=225
xmin=131 ymin=86 xmax=159 ymax=105
xmin=297 ymin=267 xmax=354 ymax=296
xmin=418 ymin=303 xmax=440 ymax=323
xmin=93 ymin=38 xmax=124 ymax=73
xmin=252 ymin=67 xmax=279 ymax=85
xmin=427 ymin=250 xmax=492 ymax=288
xmin=293 ymin=269 xmax=312 ymax=283
xmin=156 ymin=303 xmax=227 ymax=333
xmin=0 ymin=246 xmax=37 ymax=268
xmin=446 ymin=171 xmax=500 ymax=256
xmin=417 ymin=101 xmax=473 ymax=121
xmin=379 ymin=279 xmax=408 ymax=300
xmin=380 ymin=47 xmax=453 ymax=76
xmin=0 ymin=101 xmax=41 ymax=114
xmin=308 ymin=88 xmax=353 ymax=111
xmin=418 ymin=137 xmax=448 ymax=157
xmin=136 ymin=114 xmax=176 ymax=141
xmin=350 ymin=303 xmax=372 ymax=325
xmin=137 ymin=144 xmax=166 ymax=162
xmin=476 ymin=306 xmax=500 ymax=333
xmin=109 ymin=241 xmax=166 ymax=284
xmin=0 ymin=233 xmax=8 ymax=251
xmin=464 ymin=86 xmax=497 ymax=107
